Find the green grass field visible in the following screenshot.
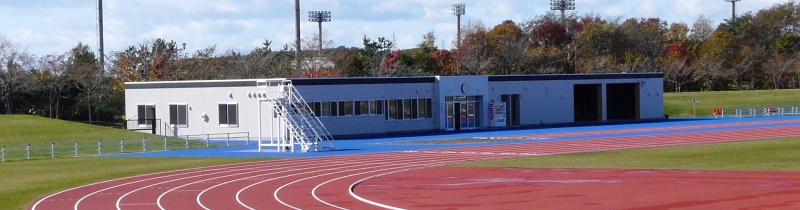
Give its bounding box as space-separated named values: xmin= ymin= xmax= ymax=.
xmin=664 ymin=89 xmax=800 ymax=117
xmin=0 ymin=115 xmax=268 ymax=210
xmin=455 ymin=137 xmax=800 ymax=171
xmin=0 ymin=115 xmax=153 ymax=145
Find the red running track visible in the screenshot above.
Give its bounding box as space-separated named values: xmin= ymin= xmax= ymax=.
xmin=29 ymin=125 xmax=800 ymax=210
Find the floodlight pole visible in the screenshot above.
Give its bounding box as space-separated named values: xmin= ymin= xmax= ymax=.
xmin=550 ymin=0 xmax=575 ymax=26
xmin=550 ymin=0 xmax=576 ymax=73
xmin=451 ymin=4 xmax=465 ymax=49
xmin=295 ymin=0 xmax=301 ymax=71
xmin=725 ymin=0 xmax=742 ymax=21
xmin=452 ymin=3 xmax=465 ymax=75
xmin=308 ymin=11 xmax=331 ymax=57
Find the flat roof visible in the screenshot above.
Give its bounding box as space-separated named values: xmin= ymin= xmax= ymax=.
xmin=125 ymin=73 xmax=663 ymax=89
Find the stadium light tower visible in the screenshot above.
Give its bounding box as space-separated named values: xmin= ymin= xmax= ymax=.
xmin=550 ymin=0 xmax=575 ymax=25
xmin=96 ymin=0 xmax=104 ymax=75
xmin=451 ymin=3 xmax=465 ymax=49
xmin=295 ymin=0 xmax=301 ymax=70
xmin=725 ymin=0 xmax=742 ymax=21
xmin=308 ymin=11 xmax=331 ymax=57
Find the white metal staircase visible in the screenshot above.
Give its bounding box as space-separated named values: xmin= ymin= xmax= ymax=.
xmin=256 ymin=79 xmax=334 ymax=152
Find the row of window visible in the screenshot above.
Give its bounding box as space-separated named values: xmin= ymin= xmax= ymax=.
xmin=304 ymin=98 xmax=433 ymax=121
xmin=137 ymin=103 xmax=238 ymax=127
xmin=138 ymin=97 xmax=432 ymax=128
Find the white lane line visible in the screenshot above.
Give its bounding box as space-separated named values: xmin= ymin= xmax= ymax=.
xmin=312 ymin=155 xmax=494 ymax=209
xmin=31 ymin=161 xmax=266 ymax=210
xmin=228 ymin=153 xmax=438 ymax=209
xmin=116 ymin=163 xmax=283 ymax=210
xmin=194 ymin=154 xmax=406 ymax=210
xmin=274 ymin=157 xmax=469 ymax=210
xmin=69 ymin=161 xmax=275 ymax=210
xmin=238 ymin=152 xmax=477 ymax=210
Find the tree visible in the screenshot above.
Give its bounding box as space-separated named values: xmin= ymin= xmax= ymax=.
xmin=690 ymin=15 xmax=714 ymax=42
xmin=66 ymin=42 xmax=113 ymax=121
xmin=0 ymin=37 xmax=33 ymax=114
xmin=763 ymin=51 xmax=797 ymax=89
xmin=457 ymin=20 xmax=493 ymax=75
xmin=353 ymin=35 xmax=392 ymax=77
xmin=34 ymin=53 xmax=70 ymax=118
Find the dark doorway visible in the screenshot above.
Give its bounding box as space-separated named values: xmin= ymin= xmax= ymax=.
xmin=607 ymin=83 xmax=640 ymax=120
xmin=574 ymin=84 xmax=602 ymax=122
xmin=501 ymin=94 xmax=521 ymax=126
xmin=454 ymin=103 xmax=462 ymax=130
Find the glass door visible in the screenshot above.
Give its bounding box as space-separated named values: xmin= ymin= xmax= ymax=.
xmin=446 ymin=103 xmax=455 ymax=130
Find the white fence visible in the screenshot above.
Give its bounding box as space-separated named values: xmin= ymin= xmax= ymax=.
xmin=713 ymin=105 xmax=800 ymax=118
xmin=1 ymin=132 xmax=249 ymax=162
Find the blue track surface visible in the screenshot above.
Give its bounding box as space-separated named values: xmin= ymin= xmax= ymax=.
xmin=113 ymin=116 xmax=800 ymax=159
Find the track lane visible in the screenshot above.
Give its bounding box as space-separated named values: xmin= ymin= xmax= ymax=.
xmin=28 ymin=121 xmax=800 ymax=210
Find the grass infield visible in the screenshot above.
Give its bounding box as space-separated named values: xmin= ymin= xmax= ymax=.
xmin=664 ymin=89 xmax=800 ymax=117
xmin=454 ymin=137 xmax=800 ymax=171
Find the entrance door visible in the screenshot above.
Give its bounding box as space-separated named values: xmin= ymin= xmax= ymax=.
xmin=445 ymin=96 xmax=481 ymax=131
xmin=454 ymin=103 xmax=462 ymax=130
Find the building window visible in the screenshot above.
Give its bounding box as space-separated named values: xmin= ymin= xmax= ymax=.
xmin=169 ymin=104 xmax=188 ymax=127
xmin=137 ymin=104 xmax=155 ymax=126
xmin=417 ymin=99 xmax=426 ymax=119
xmin=330 ymin=101 xmax=339 ymax=117
xmin=370 ymin=100 xmax=384 ymax=115
xmin=218 ymin=103 xmax=238 ymax=127
xmin=388 ymin=99 xmax=398 ymax=120
xmin=321 ymin=101 xmax=330 ymax=117
xmin=313 ymin=102 xmax=322 ymax=117
xmin=357 ymin=100 xmax=368 ymax=116
xmin=403 ymin=99 xmax=412 ymax=120
xmin=343 ymin=101 xmax=354 ymax=116
xmin=411 ymin=99 xmax=419 ymax=120
xmin=426 ymin=98 xmax=433 ymax=118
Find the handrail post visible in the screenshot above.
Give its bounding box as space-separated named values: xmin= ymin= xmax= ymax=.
xmin=51 ymin=143 xmax=55 ymax=158
xmin=75 ymin=141 xmax=79 ymax=157
xmin=98 ymin=140 xmax=102 ymax=155
xmin=206 ymin=134 xmax=210 ymax=148
xmin=26 ymin=144 xmax=30 ymax=160
xmin=185 ymin=135 xmax=189 ymax=149
xmin=143 ymin=137 xmax=147 ymax=152
xmin=120 ymin=139 xmax=125 ymax=153
xmin=2 ymin=145 xmax=5 ymax=162
xmin=247 ymin=132 xmax=250 ymax=145
xmin=164 ymin=136 xmax=168 ymax=150
xmin=227 ymin=133 xmax=230 ymax=146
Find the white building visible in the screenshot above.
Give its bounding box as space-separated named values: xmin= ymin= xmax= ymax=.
xmin=125 ymin=73 xmax=664 ymax=151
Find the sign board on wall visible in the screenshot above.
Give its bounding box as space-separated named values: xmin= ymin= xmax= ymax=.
xmin=489 ymin=102 xmax=507 ymax=127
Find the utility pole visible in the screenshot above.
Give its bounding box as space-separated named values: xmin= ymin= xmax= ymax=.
xmin=97 ymin=0 xmax=104 ymax=75
xmin=295 ymin=0 xmax=301 ymax=71
xmin=725 ymin=0 xmax=742 ymax=21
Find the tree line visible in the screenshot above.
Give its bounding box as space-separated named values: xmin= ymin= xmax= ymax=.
xmin=2 ymin=2 xmax=800 ymax=121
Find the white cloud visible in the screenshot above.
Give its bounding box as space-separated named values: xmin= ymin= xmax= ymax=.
xmin=0 ymin=0 xmax=796 ymax=56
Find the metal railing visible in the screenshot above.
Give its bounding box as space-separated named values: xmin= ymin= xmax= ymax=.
xmin=1 ymin=132 xmax=249 ymax=162
xmin=713 ymin=105 xmax=800 ymax=118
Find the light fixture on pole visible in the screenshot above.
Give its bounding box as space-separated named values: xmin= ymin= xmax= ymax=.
xmin=725 ymin=0 xmax=742 ymax=21
xmin=451 ymin=3 xmax=465 ymax=49
xmin=308 ymin=11 xmax=331 ymax=57
xmin=550 ymin=0 xmax=575 ymax=25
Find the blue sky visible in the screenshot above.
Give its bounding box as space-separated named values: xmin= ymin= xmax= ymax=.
xmin=0 ymin=0 xmax=791 ymax=56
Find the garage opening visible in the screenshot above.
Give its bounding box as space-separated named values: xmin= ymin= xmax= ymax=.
xmin=606 ymin=83 xmax=640 ymax=120
xmin=574 ymin=84 xmax=602 ymax=122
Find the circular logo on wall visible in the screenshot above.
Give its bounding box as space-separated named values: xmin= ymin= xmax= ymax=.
xmin=461 ymin=83 xmax=469 ymax=93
